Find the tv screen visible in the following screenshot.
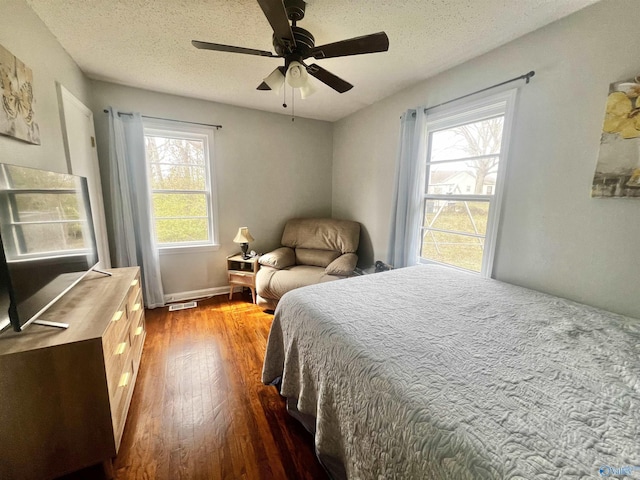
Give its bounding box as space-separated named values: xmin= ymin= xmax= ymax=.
xmin=0 ymin=163 xmax=99 ymax=332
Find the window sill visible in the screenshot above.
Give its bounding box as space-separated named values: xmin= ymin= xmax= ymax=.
xmin=158 ymin=244 xmax=220 ymax=256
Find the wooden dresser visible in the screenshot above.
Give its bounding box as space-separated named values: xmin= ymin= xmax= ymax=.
xmin=0 ymin=267 xmax=145 ymax=480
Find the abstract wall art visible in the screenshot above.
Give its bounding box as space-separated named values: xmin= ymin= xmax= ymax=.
xmin=0 ymin=44 xmax=40 ymax=145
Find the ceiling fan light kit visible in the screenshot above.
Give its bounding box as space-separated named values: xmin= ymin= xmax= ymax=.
xmin=192 ymin=0 xmax=389 ymax=103
xmin=262 ymin=62 xmax=316 ymax=98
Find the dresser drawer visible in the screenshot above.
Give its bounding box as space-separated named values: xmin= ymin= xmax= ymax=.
xmin=104 ymin=327 xmax=131 ymax=398
xmin=228 ymin=271 xmax=255 ymax=286
xmin=111 ymin=360 xmax=135 ymax=440
xmin=128 ymin=289 xmax=143 ymax=327
xmin=127 ymin=276 xmax=141 ymax=313
xmin=130 ymin=308 xmax=145 ymax=354
xmin=103 ymin=299 xmax=129 ymax=356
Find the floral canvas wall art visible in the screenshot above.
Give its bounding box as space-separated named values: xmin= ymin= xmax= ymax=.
xmin=592 ymin=75 xmax=640 ymax=198
xmin=591 ymin=75 xmax=640 ymax=198
xmin=0 ymin=44 xmax=40 ymax=145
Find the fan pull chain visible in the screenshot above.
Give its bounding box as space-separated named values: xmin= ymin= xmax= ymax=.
xmin=280 ymin=85 xmax=295 ymax=122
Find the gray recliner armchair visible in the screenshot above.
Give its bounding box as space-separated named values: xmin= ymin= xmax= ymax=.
xmin=256 ymin=218 xmax=360 ymax=310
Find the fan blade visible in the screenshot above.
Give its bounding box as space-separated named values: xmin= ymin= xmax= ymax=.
xmin=256 ymin=0 xmax=296 ymax=51
xmin=191 ymin=40 xmax=278 ymax=57
xmin=308 ymin=32 xmax=389 ymax=59
xmin=306 ymin=64 xmax=353 ymax=93
xmin=192 ymin=40 xmax=276 ymax=57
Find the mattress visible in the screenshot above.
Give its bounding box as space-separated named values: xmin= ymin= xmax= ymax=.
xmin=262 ymin=265 xmax=640 ymax=479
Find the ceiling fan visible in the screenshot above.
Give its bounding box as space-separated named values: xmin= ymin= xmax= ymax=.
xmin=192 ymin=0 xmax=389 ymax=97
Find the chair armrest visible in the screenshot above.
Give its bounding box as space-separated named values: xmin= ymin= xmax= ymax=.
xmin=259 ymin=247 xmax=296 ymax=269
xmin=325 ymin=253 xmax=358 ymax=276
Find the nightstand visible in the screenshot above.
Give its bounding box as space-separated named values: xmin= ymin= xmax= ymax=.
xmin=227 ymin=254 xmax=260 ymax=303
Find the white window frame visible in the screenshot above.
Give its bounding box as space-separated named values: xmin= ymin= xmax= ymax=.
xmin=418 ymin=88 xmax=517 ymax=277
xmin=142 ymin=119 xmax=219 ymax=255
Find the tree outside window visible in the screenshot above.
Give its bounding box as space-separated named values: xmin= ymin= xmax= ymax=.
xmin=419 ymin=90 xmax=516 ymax=276
xmin=143 ymin=122 xmax=217 ymax=248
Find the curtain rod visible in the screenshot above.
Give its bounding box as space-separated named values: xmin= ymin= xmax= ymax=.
xmin=423 ymin=70 xmax=535 ymax=113
xmin=103 ymin=109 xmax=222 ymax=130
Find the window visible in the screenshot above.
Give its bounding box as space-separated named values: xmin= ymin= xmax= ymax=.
xmin=419 ymin=90 xmax=516 ymax=276
xmin=143 ymin=121 xmax=218 ymax=251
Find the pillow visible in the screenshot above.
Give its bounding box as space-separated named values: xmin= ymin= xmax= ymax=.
xmin=259 ymin=247 xmax=295 ymax=269
xmin=325 ymin=253 xmax=358 ymax=276
xmin=295 ymin=248 xmax=340 ymax=267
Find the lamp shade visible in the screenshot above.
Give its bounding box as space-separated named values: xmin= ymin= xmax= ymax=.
xmin=233 ymin=227 xmax=255 ymax=244
xmin=285 ymin=61 xmax=307 ymax=88
xmin=263 ymin=67 xmax=285 ymax=95
xmin=299 ymin=80 xmax=317 ymax=99
xmin=284 ymin=61 xmax=316 ymax=99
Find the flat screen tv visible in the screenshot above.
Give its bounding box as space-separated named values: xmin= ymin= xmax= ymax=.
xmin=0 ymin=163 xmax=99 ymax=332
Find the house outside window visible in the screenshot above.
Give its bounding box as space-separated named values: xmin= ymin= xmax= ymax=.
xmin=419 ymin=90 xmax=516 ymax=276
xmin=143 ymin=120 xmax=218 ymax=252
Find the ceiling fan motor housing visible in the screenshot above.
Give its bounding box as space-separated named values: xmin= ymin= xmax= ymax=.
xmin=273 ymin=26 xmax=315 ymax=60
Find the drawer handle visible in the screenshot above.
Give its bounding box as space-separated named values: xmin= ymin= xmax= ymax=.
xmin=131 ymin=279 xmax=139 ymax=287
xmin=135 ymin=326 xmax=144 ymax=336
xmin=114 ymin=342 xmax=127 ymax=356
xmin=119 ymin=372 xmax=131 ymax=388
xmin=132 ymin=302 xmax=141 ymax=312
xmin=112 ymin=311 xmax=124 ymax=322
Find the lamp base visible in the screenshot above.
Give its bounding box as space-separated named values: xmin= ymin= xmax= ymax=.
xmin=241 ymin=243 xmax=249 ymax=259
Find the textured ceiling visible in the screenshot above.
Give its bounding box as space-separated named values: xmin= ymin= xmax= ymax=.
xmin=26 ymin=0 xmax=600 ymax=122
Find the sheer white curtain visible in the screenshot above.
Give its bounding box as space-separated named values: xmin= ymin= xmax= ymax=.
xmin=107 ymin=107 xmax=164 ymax=308
xmin=388 ymin=108 xmax=428 ymax=268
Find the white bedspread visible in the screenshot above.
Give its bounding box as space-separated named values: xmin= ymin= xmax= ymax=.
xmin=262 ymin=265 xmax=640 ymax=479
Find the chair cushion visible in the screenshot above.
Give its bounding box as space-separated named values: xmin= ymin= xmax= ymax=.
xmin=295 ymin=248 xmax=340 ymax=267
xmin=281 ymin=218 xmax=360 ymax=253
xmin=325 ymin=253 xmax=358 ymax=276
xmin=256 ymin=265 xmax=340 ymax=302
xmin=259 ymin=247 xmax=295 ymax=269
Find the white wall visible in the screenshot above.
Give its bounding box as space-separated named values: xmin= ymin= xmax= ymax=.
xmin=90 ymin=81 xmax=333 ymax=297
xmin=0 ymin=0 xmax=91 ymax=173
xmin=332 ymin=0 xmax=640 ymax=319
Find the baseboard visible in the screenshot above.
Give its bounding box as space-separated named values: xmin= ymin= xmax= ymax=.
xmin=164 ymin=286 xmax=232 ymax=304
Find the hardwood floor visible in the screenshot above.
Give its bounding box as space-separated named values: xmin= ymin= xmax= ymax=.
xmin=60 ymin=292 xmax=326 ymax=480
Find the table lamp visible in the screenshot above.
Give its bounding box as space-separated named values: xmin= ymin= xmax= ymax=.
xmin=233 ymin=227 xmax=255 ymax=259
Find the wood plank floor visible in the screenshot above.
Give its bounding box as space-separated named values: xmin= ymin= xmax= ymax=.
xmin=61 ymin=292 xmax=326 ymax=480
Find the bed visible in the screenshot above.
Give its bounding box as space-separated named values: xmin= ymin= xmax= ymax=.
xmin=262 ymin=265 xmax=640 ymax=479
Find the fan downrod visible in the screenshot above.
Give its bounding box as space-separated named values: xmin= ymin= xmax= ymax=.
xmin=284 ymin=0 xmax=306 ymax=22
